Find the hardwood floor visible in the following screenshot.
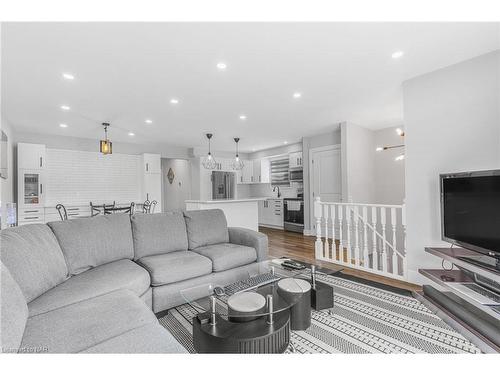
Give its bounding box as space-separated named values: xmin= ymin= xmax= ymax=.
xmin=260 ymin=226 xmax=422 ymax=292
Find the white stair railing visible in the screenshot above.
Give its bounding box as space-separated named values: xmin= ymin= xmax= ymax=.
xmin=314 ymin=197 xmax=407 ymax=280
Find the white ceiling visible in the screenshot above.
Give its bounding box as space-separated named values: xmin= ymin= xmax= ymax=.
xmin=2 ymin=22 xmax=499 ymax=152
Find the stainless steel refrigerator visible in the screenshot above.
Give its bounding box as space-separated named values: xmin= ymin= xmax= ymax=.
xmin=212 ymin=171 xmax=235 ymax=199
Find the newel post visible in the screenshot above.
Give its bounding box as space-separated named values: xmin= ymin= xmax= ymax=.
xmin=401 ymin=200 xmax=408 ymax=279
xmin=314 ymin=196 xmax=323 ymax=259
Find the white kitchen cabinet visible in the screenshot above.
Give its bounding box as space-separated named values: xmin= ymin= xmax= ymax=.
xmin=18 ymin=169 xmax=45 ymax=208
xmin=142 ymin=153 xmax=161 ymax=174
xmin=237 ymin=158 xmax=270 ymax=184
xmin=289 ymin=152 xmax=303 ymax=169
xmin=253 ymin=159 xmax=270 ymax=183
xmin=142 ymin=173 xmax=162 ymax=209
xmin=18 ymin=143 xmax=46 ymax=170
xmin=258 ymin=199 xmax=283 ymax=228
xmin=140 ymin=153 xmax=162 ymax=212
xmin=242 ymin=162 xmax=253 ymax=183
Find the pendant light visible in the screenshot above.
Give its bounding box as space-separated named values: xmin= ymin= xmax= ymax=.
xmin=375 ymin=127 xmax=405 ymax=161
xmin=202 ymin=133 xmax=217 ymax=169
xmin=231 ymin=137 xmax=244 ymax=171
xmin=100 ymin=123 xmax=112 ymax=155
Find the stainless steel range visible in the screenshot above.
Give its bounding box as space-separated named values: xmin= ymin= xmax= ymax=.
xmin=283 ymin=197 xmax=304 ymax=233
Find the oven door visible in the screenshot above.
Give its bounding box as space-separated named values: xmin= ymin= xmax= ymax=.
xmin=284 ymin=200 xmax=304 ymax=232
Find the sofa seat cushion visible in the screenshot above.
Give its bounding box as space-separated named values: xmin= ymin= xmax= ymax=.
xmin=20 ymin=290 xmax=157 ymax=353
xmin=48 ymin=214 xmax=134 ymax=276
xmin=131 ymin=212 xmax=189 ymax=259
xmin=28 ymin=259 xmax=151 ymax=317
xmin=80 ymin=322 xmax=186 ymax=353
xmin=0 ymin=224 xmax=68 ymax=303
xmin=138 ymin=251 xmax=212 ymax=286
xmin=193 ymin=243 xmax=257 ymax=272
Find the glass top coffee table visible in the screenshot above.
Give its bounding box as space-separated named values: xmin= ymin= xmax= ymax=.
xmin=180 ymin=260 xmax=340 ymax=353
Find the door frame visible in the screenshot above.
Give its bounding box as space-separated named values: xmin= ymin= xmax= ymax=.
xmin=308 ymin=144 xmax=341 ymax=231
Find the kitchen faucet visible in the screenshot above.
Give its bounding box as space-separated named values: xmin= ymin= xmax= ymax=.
xmin=273 ymin=186 xmax=281 ymax=198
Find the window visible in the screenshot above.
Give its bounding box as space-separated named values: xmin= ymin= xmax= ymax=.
xmin=270 ymin=157 xmax=289 ymax=186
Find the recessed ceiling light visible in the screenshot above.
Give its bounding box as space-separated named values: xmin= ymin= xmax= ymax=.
xmin=284 ymin=141 xmax=288 ymax=145
xmin=391 ymin=51 xmax=404 ymax=59
xmin=170 ymin=98 xmax=179 ymax=105
xmin=60 ymin=105 xmax=71 ymax=111
xmin=216 ymin=62 xmax=227 ymax=70
xmin=62 ymin=73 xmax=75 ymax=80
xmin=239 ymin=115 xmax=247 ymax=120
xmin=376 ymin=147 xmax=383 ymax=152
xmin=128 ymin=132 xmax=135 ymax=136
xmin=59 ymin=123 xmax=68 ymax=128
xmin=396 ymin=128 xmax=405 ymax=136
xmin=293 ymin=92 xmax=302 ymax=99
xmin=145 ymin=119 xmax=153 ymax=124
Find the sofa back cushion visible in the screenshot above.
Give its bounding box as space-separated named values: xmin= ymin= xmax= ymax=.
xmin=131 ymin=212 xmax=189 ymax=259
xmin=183 ymin=209 xmax=229 ymax=249
xmin=0 ymin=224 xmax=68 ymax=302
xmin=1 ymin=262 xmax=28 ymax=353
xmin=48 ymin=214 xmax=134 ymax=275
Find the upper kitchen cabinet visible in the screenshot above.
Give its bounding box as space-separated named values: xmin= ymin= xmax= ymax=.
xmin=241 ymin=161 xmax=253 ymax=183
xmin=253 ymin=159 xmax=270 ymax=183
xmin=142 ymin=153 xmax=161 ymax=174
xmin=18 ymin=143 xmax=46 ymax=170
xmin=289 ymin=151 xmax=303 ymax=169
xmin=237 ymin=158 xmax=270 ymax=184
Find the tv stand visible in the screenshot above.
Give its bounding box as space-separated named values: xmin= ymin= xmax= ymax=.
xmin=418 ymin=247 xmax=500 ymax=352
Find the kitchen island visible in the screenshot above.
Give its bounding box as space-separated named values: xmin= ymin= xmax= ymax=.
xmin=185 ymin=198 xmax=267 ymax=231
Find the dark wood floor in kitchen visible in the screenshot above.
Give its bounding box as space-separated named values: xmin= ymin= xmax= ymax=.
xmin=259 ymin=226 xmax=421 ymax=292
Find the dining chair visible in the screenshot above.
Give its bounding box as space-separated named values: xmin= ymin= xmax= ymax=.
xmin=103 ymin=201 xmax=116 ymax=215
xmin=142 ymin=199 xmax=151 ymax=214
xmin=55 ymin=204 xmax=68 ymax=221
xmin=90 ymin=202 xmax=102 ymax=217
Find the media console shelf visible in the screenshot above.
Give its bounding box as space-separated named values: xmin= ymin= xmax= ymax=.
xmin=418 ymin=247 xmax=500 ymax=352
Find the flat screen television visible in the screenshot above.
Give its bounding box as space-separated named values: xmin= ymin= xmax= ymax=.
xmin=440 ymin=170 xmax=500 ymax=264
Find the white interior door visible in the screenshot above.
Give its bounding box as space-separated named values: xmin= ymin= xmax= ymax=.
xmin=310 ymin=146 xmax=342 ymax=229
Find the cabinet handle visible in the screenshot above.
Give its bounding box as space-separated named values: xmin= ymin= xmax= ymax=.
xmin=24 ymin=210 xmax=38 ymax=213
xmin=40 ymin=157 xmax=43 ymax=168
xmin=146 ymin=163 xmax=149 ymax=172
xmin=259 ymin=175 xmax=261 ymax=182
xmin=40 ymin=184 xmax=43 ymax=195
xmin=24 ymin=216 xmax=39 ymax=220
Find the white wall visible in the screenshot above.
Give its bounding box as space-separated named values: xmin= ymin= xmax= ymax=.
xmin=403 ymin=50 xmax=500 ymax=284
xmin=161 ymin=158 xmax=191 ymax=211
xmin=341 ymin=122 xmax=376 ymax=204
xmin=374 ymin=126 xmax=406 ymax=205
xmin=14 ymin=131 xmax=191 ymax=159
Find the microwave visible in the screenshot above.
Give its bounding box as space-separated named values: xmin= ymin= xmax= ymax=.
xmin=289 ymin=169 xmax=303 ymax=181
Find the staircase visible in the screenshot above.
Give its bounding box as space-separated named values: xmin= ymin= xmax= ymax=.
xmin=314 ymin=197 xmax=407 ymax=280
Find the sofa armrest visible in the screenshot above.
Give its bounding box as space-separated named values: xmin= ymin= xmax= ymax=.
xmin=228 ymin=227 xmax=268 ymax=262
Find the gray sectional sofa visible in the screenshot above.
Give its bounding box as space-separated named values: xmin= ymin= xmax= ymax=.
xmin=0 ymin=209 xmax=268 ymax=354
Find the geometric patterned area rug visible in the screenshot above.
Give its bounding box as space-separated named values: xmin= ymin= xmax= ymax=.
xmin=158 ymin=270 xmax=481 ymax=354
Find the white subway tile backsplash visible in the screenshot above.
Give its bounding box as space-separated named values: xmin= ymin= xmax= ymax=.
xmin=45 ymin=149 xmax=141 ymax=206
